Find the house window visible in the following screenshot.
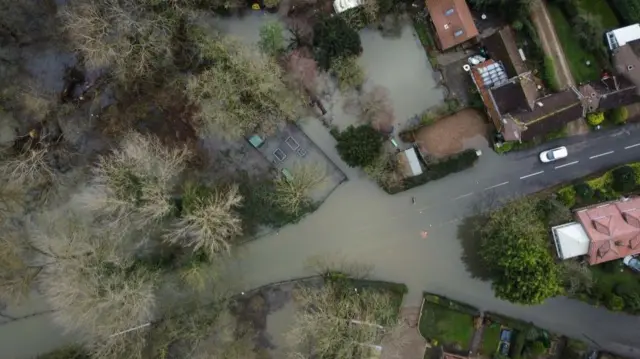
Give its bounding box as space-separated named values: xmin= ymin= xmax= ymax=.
xmin=454 ymin=29 xmax=464 ymax=37
xmin=445 ymin=8 xmax=454 ymax=16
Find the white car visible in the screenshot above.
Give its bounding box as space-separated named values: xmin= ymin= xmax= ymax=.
xmin=623 ymin=255 xmax=640 ymax=273
xmin=539 ymin=146 xmax=568 ymax=163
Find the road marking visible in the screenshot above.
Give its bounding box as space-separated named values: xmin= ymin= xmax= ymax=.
xmin=554 ymin=161 xmax=579 ymax=169
xmin=625 ymin=143 xmax=640 ymax=150
xmin=520 ymin=171 xmax=544 ymax=180
xmin=484 ymin=181 xmax=509 ymax=190
xmin=452 ymin=192 xmax=474 ymax=201
xmin=589 ymin=151 xmax=614 ymax=159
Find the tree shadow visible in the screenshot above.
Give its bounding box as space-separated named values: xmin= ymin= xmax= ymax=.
xmin=456 ymin=215 xmax=493 ymax=281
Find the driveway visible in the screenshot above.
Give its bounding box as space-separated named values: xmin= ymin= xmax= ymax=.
xmin=231 ymin=123 xmax=640 ymax=359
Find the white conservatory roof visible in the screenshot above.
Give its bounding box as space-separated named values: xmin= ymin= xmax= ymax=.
xmin=334 ymin=0 xmax=363 ymax=13
xmin=607 ymin=24 xmax=640 ymax=50
xmin=552 ymin=222 xmax=590 ymax=260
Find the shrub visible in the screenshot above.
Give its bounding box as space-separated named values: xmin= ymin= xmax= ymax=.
xmin=495 ymin=141 xmax=514 ymax=154
xmin=606 ymin=294 xmax=625 ymax=312
xmin=556 ymin=186 xmax=576 ymax=208
xmin=529 ymin=341 xmax=547 ymax=356
xmin=401 ymin=150 xmax=479 ymax=191
xmin=313 ymin=16 xmax=362 ymax=69
xmin=335 ymin=125 xmax=384 ymax=167
xmin=258 ymin=21 xmax=285 ymax=57
xmin=510 ymin=330 xmax=527 ymax=359
xmin=612 ymin=165 xmax=637 ymax=193
xmin=608 ymin=107 xmax=629 ymax=124
xmin=586 ymin=112 xmax=605 ymax=126
xmin=610 ymin=0 xmax=640 ymax=27
xmin=573 ymin=183 xmax=594 ymax=200
xmin=331 ymin=56 xmax=365 ymax=91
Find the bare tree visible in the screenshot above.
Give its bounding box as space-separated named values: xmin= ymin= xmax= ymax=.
xmin=165 ymin=183 xmax=243 ymax=257
xmin=272 ymin=162 xmax=327 ymax=215
xmin=61 ymin=0 xmax=174 ymax=84
xmin=78 ymin=131 xmax=190 ymax=229
xmin=0 ymin=228 xmax=40 ymax=304
xmin=331 ymin=56 xmax=365 ymax=91
xmin=287 ymin=282 xmax=403 ymax=359
xmin=185 ymin=35 xmax=304 ymax=139
xmin=359 ymin=86 xmax=395 ymax=132
xmin=31 ymin=210 xmax=158 ymax=348
xmin=0 ymin=146 xmax=54 ymax=185
xmin=363 ymin=153 xmax=402 ymax=190
xmin=286 ymin=49 xmax=319 ymax=91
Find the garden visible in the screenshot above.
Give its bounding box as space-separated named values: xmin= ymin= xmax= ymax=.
xmin=547 ymin=0 xmax=619 ymax=83
xmin=555 ymin=162 xmax=640 ymax=209
xmin=483 ymin=313 xmax=556 ymax=359
xmin=419 ymin=293 xmax=479 ymax=351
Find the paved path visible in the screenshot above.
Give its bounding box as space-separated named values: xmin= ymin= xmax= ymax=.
xmin=231 ymin=122 xmax=640 ymax=359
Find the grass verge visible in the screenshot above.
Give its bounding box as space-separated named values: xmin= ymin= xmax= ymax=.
xmin=547 ymin=4 xmax=599 ymax=83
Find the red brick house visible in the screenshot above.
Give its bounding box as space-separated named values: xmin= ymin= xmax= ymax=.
xmin=425 ymin=0 xmax=479 ymax=50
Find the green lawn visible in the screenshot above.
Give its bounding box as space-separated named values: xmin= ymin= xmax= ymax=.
xmin=480 ymin=323 xmax=501 ymax=355
xmin=576 ymin=0 xmax=620 ymax=28
xmin=419 ymin=302 xmax=475 ymax=349
xmin=547 ymin=4 xmax=600 ymax=83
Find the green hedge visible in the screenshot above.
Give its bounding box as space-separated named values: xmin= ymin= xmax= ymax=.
xmin=543 ymin=56 xmax=561 ymax=92
xmin=610 ymin=0 xmax=640 ymax=25
xmin=423 ymin=292 xmax=480 ymax=316
xmin=393 ymin=149 xmax=478 ymax=193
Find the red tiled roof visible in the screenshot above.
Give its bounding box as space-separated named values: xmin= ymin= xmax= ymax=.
xmin=426 ymin=0 xmax=479 ymax=50
xmin=575 ymin=197 xmax=640 ymax=265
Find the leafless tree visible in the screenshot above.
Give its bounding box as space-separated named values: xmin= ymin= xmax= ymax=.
xmin=30 ymin=210 xmax=158 ymax=348
xmin=359 ymin=86 xmax=395 ymax=132
xmin=0 ymin=228 xmax=40 ymax=304
xmin=272 ymin=162 xmax=327 ymax=215
xmin=61 ymin=0 xmax=174 ymax=84
xmin=363 ymin=153 xmax=402 ymax=190
xmin=286 ymin=49 xmax=319 ymax=91
xmin=165 ymin=184 xmax=243 ymax=257
xmin=77 ymin=131 xmax=190 ymax=229
xmin=185 ymin=35 xmax=304 ymax=139
xmin=286 ymin=282 xmax=404 ymax=359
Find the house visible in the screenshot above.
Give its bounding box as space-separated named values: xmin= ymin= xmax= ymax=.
xmin=606 ymin=24 xmax=640 ymax=51
xmin=425 ymin=0 xmax=479 ymax=50
xmin=579 ymin=75 xmax=640 ymax=112
xmin=552 ymin=197 xmax=640 ymax=265
xmin=470 ymin=26 xmax=584 ymax=141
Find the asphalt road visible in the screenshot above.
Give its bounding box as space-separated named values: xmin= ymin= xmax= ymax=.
xmin=231 ymin=121 xmax=640 ymax=358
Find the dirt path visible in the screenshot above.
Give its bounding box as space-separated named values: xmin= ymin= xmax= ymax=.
xmin=530 ymin=1 xmax=574 ymax=89
xmin=530 ymin=1 xmax=589 ymax=135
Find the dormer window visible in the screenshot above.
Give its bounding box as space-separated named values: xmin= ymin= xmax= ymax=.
xmin=445 ymin=8 xmax=454 ymax=16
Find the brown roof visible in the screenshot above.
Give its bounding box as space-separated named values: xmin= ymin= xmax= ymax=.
xmin=575 ymin=197 xmax=640 ymax=265
xmin=483 ymin=26 xmax=538 ymax=109
xmin=484 ymin=26 xmax=528 ymax=77
xmin=470 ymin=60 xmax=504 ymax=132
xmin=580 ymin=75 xmax=640 ymax=111
xmin=613 ymin=40 xmax=640 ymax=89
xmin=511 ymin=89 xmax=583 ymax=141
xmin=426 ymin=0 xmax=479 ymax=50
xmin=491 ymin=81 xmax=536 ymax=114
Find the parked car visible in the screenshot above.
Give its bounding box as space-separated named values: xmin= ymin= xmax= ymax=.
xmin=623 ymin=255 xmax=640 ymax=273
xmin=539 ymin=146 xmax=568 ymax=163
xmin=497 ymin=328 xmax=513 ymax=356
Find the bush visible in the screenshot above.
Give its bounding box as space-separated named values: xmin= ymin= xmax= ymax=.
xmin=495 ymin=141 xmax=514 ymax=154
xmin=335 ymin=125 xmax=383 ymax=167
xmin=573 ymin=182 xmax=593 ymax=200
xmin=331 ymin=56 xmax=365 ymax=90
xmin=258 ymin=21 xmax=285 ymax=56
xmin=529 ymin=341 xmax=547 ymax=356
xmin=313 ymin=16 xmax=362 ymax=69
xmin=606 ymin=294 xmax=625 ymax=312
xmin=612 ymin=165 xmax=637 ymax=193
xmin=510 ymin=330 xmax=527 ymax=359
xmin=586 ymin=112 xmax=605 ymax=126
xmin=608 ymin=107 xmax=629 ymax=124
xmin=610 ymin=0 xmax=640 ymax=26
xmin=401 ymin=150 xmax=479 ymax=191
xmin=556 ymin=186 xmax=576 ymax=208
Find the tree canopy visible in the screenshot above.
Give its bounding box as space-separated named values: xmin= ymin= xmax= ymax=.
xmin=313 ymin=16 xmax=362 ymax=70
xmin=335 ymin=125 xmax=383 ymax=168
xmin=479 ymin=199 xmax=562 ymax=305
